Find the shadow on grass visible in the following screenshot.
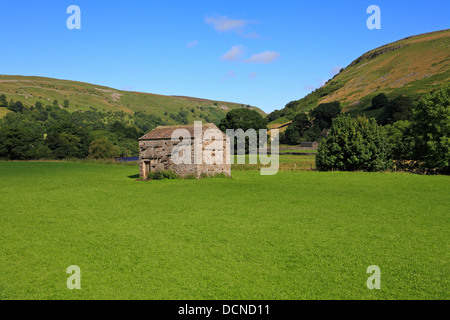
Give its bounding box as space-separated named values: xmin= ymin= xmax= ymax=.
xmin=127 ymin=174 xmax=140 ymax=179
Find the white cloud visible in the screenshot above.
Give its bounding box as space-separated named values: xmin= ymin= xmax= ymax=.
xmin=186 ymin=40 xmax=198 ymax=48
xmin=245 ymin=51 xmax=280 ymax=64
xmin=205 ymin=15 xmax=256 ymax=33
xmin=221 ymin=45 xmax=245 ymax=61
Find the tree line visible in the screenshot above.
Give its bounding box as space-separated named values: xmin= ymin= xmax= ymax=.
xmin=0 ymin=96 xmax=163 ymax=160
xmin=316 ymin=88 xmax=449 ymax=174
xmin=264 ymin=87 xmax=449 ymax=174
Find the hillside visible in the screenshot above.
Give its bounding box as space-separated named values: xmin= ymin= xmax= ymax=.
xmin=0 ymin=75 xmax=264 ymax=123
xmin=273 ymin=29 xmax=450 ymax=120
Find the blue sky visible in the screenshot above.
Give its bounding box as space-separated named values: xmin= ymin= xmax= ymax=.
xmin=1 ymin=1 xmax=448 ymax=113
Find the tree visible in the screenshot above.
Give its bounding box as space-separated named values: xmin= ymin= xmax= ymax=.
xmin=384 ymin=120 xmax=414 ymax=160
xmin=310 ymin=101 xmax=342 ymax=131
xmin=63 ymin=99 xmax=70 ymax=108
xmin=219 ymin=108 xmax=267 ymax=132
xmin=371 ymin=93 xmax=389 ymax=110
xmin=0 ymin=94 xmax=7 ymax=108
xmin=219 ymin=108 xmax=268 ymax=153
xmin=7 ymin=101 xmax=24 ymax=113
xmin=412 ymin=87 xmax=450 ymax=173
xmin=45 ymin=121 xmax=89 ymax=159
xmin=316 ymin=115 xmax=390 ymax=172
xmin=0 ymin=113 xmax=51 ymax=160
xmin=88 ymin=138 xmax=120 ymax=159
xmin=378 ymin=95 xmax=413 ymax=124
xmin=282 ymin=113 xmax=312 ymax=145
xmin=267 ymin=109 xmax=284 ymax=122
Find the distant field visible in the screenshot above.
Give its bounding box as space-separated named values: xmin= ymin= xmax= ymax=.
xmin=233 ymin=154 xmax=316 ymax=171
xmin=0 ymin=161 xmax=448 ymax=300
xmin=279 ymin=149 xmax=317 ymax=154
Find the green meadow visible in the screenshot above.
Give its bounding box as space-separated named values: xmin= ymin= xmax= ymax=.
xmin=0 ymin=161 xmax=448 ymax=300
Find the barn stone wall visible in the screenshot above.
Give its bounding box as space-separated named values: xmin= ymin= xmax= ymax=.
xmin=139 ymin=135 xmax=231 ymax=179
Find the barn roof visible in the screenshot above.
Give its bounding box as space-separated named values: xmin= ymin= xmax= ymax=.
xmin=139 ymin=123 xmax=221 ymax=140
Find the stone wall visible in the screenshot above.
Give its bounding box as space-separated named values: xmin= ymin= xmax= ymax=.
xmin=139 ymin=135 xmax=231 ymax=179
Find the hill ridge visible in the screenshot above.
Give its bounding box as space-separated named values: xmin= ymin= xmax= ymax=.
xmin=0 ymin=74 xmax=265 ymax=123
xmin=271 ymin=29 xmax=450 ymax=121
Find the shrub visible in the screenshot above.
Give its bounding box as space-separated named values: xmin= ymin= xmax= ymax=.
xmin=316 ymin=115 xmax=391 ymax=172
xmin=148 ymin=170 xmax=179 ymax=180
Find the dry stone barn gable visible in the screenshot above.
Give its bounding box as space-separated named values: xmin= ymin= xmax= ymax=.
xmin=139 ymin=123 xmax=231 ymax=179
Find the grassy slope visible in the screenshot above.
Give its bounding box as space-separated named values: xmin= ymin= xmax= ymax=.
xmin=0 ymin=107 xmax=11 ymax=118
xmin=0 ymin=161 xmax=448 ymax=299
xmin=0 ymin=75 xmax=265 ymax=122
xmin=279 ymin=29 xmax=450 ymax=118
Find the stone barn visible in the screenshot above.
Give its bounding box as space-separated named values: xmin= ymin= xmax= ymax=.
xmin=139 ymin=123 xmax=231 ymax=179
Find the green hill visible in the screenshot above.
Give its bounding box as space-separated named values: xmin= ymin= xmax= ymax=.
xmin=0 ymin=75 xmax=264 ymax=122
xmin=272 ymin=29 xmax=450 ymax=120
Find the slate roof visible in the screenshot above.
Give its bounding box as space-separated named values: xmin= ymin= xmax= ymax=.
xmin=139 ymin=123 xmax=221 ymax=140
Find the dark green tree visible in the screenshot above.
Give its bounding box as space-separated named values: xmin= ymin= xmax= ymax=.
xmin=7 ymin=101 xmax=24 ymax=113
xmin=384 ymin=120 xmax=414 ymax=160
xmin=282 ymin=113 xmax=312 ymax=145
xmin=0 ymin=94 xmax=7 ymax=108
xmin=378 ymin=95 xmax=413 ymax=125
xmin=0 ymin=113 xmax=51 ymax=160
xmin=219 ymin=108 xmax=267 ymax=132
xmin=219 ymin=108 xmax=268 ymax=153
xmin=371 ymin=93 xmax=389 ymax=110
xmin=267 ymin=109 xmax=284 ymax=122
xmin=316 ymin=115 xmax=391 ymax=172
xmin=310 ymin=101 xmax=341 ymax=131
xmin=412 ymin=87 xmax=449 ymax=173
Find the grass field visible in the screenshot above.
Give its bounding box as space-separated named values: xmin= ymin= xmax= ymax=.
xmin=0 ymin=161 xmax=448 ymax=300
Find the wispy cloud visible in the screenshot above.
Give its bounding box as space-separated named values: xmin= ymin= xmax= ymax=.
xmin=245 ymin=51 xmax=280 ymax=64
xmin=186 ymin=40 xmax=198 ymax=49
xmin=303 ymin=85 xmax=316 ymax=91
xmin=205 ymin=15 xmax=257 ymax=34
xmin=330 ymin=66 xmax=343 ymax=77
xmin=241 ymin=31 xmax=260 ymax=39
xmin=221 ymin=45 xmax=245 ymax=61
xmin=303 ymin=66 xmax=343 ymax=92
xmin=220 ymin=71 xmax=237 ymax=82
xmin=249 ymin=72 xmax=258 ymax=79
